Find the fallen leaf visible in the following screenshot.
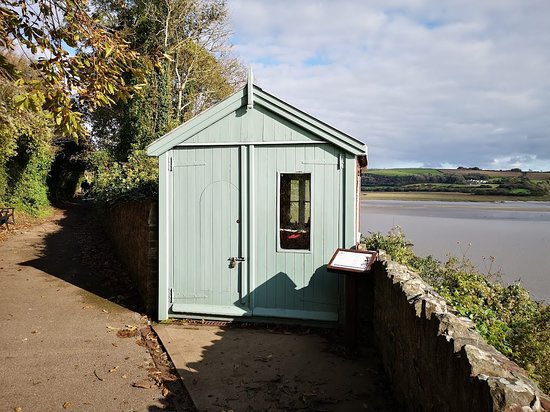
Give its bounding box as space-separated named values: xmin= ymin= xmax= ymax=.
xmin=106 ymin=326 xmax=120 ymax=331
xmin=116 ymin=329 xmax=139 ymax=338
xmin=14 ymin=407 xmax=22 ymax=412
xmin=109 ymin=366 xmax=119 ymax=373
xmin=132 ymin=380 xmax=153 ymax=389
xmin=62 ymin=402 xmax=71 ymax=409
xmin=102 ymin=309 xmax=109 ymax=314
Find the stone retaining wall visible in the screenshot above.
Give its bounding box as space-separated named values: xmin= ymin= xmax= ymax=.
xmin=366 ymin=256 xmax=549 ymax=411
xmin=101 ymin=201 xmax=158 ymax=316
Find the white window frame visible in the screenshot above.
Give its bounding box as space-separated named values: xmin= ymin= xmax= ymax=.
xmin=276 ymin=171 xmax=313 ymax=254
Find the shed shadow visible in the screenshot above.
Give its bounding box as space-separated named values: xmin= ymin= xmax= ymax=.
xmin=156 ymin=321 xmax=396 ymax=411
xmin=154 ymin=268 xmax=395 ymax=411
xmin=236 ymin=267 xmax=341 ymax=322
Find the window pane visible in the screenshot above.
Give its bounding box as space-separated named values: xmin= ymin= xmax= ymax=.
xmin=280 ymin=173 xmax=311 ymax=250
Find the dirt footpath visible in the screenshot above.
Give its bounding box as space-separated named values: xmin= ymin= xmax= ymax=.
xmin=0 ymin=205 xmax=186 ymax=411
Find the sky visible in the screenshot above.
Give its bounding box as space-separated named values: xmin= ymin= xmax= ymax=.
xmin=227 ymin=0 xmax=550 ymax=170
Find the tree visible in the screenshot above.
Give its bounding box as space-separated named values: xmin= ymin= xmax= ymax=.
xmin=88 ymin=0 xmax=244 ymax=160
xmin=0 ymin=0 xmax=145 ymax=139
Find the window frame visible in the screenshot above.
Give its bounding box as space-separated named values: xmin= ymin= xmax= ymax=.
xmin=276 ymin=171 xmax=313 ymax=253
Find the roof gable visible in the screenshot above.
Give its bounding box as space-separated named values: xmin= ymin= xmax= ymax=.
xmin=147 ymin=85 xmax=367 ymax=156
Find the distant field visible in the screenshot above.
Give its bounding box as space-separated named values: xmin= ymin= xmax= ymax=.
xmin=439 ymin=169 xmax=550 ymax=180
xmin=367 ymin=168 xmax=443 ymax=177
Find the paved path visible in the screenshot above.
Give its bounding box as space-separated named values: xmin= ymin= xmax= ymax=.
xmin=0 ymin=206 xmax=171 ymax=411
xmin=155 ymin=323 xmax=395 ymax=411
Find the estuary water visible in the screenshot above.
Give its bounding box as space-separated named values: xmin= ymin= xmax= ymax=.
xmin=360 ymin=200 xmax=550 ymax=302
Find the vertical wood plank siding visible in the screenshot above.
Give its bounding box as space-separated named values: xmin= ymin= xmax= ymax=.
xmin=253 ymin=144 xmax=342 ymax=320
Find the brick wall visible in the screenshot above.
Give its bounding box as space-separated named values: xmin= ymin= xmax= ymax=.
xmin=359 ymin=256 xmax=549 ymax=411
xmin=101 ymin=201 xmax=158 ymax=316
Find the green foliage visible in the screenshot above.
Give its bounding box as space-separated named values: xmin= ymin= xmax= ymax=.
xmin=363 ymin=227 xmax=549 ymax=393
xmin=7 ymin=133 xmax=53 ymax=215
xmin=0 ymin=71 xmax=54 ymax=216
xmin=87 ymin=0 xmax=244 ymax=162
xmin=1 ymin=0 xmax=145 ymax=139
xmin=91 ymin=150 xmax=158 ymax=204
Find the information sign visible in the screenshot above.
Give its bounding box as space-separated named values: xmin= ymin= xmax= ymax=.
xmin=327 ymin=248 xmax=378 ymax=274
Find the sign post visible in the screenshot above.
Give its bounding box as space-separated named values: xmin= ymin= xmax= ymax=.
xmin=328 ymin=249 xmax=378 ymax=349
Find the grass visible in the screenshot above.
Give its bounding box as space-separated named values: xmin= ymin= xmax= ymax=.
xmin=361 ymin=191 xmax=550 ymax=202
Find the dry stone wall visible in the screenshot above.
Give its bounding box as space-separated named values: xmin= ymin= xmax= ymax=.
xmin=101 ymin=201 xmax=158 ymax=316
xmin=367 ymin=256 xmax=549 ymax=411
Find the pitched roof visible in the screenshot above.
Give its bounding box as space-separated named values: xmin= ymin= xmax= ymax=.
xmin=147 ymin=84 xmax=367 ymax=156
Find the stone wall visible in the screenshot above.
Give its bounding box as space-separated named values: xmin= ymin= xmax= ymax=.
xmin=363 ymin=256 xmax=549 ymax=411
xmin=101 ymin=201 xmax=158 ymax=316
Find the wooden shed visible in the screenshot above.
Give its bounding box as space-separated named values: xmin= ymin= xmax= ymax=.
xmin=147 ymin=76 xmax=367 ymax=321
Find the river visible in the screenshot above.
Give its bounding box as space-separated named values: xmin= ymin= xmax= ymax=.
xmin=360 ymin=200 xmax=550 ymax=303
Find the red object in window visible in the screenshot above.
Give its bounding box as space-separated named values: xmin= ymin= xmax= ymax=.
xmin=288 ymin=233 xmax=301 ymax=239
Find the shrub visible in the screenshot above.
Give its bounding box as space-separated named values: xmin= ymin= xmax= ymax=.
xmin=363 ymin=227 xmax=549 ymax=393
xmin=0 ymin=79 xmax=54 ymax=216
xmin=91 ymin=150 xmax=158 ymax=204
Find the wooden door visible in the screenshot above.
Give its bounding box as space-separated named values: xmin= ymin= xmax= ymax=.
xmin=171 ymin=146 xmax=249 ymax=316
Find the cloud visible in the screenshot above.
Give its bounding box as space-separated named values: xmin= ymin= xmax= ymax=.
xmin=228 ymin=0 xmax=550 ymax=170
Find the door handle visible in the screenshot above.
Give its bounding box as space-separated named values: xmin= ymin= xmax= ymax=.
xmin=228 ymin=257 xmax=246 ymax=268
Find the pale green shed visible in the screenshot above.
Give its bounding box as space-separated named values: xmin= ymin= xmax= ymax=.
xmin=147 ymin=76 xmax=367 ymax=321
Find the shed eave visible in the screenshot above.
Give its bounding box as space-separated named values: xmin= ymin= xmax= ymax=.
xmin=253 ymin=86 xmax=367 ymax=155
xmin=146 ymin=83 xmax=367 ymax=157
xmin=146 ymin=88 xmax=246 ymax=157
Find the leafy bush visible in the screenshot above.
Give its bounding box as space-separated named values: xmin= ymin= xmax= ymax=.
xmin=91 ymin=150 xmax=158 ymax=204
xmin=0 ymin=75 xmax=54 ymax=216
xmin=363 ymin=227 xmax=549 ymax=393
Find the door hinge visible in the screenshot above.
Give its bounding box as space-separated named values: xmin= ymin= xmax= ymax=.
xmin=169 ymin=288 xmax=173 ymax=303
xmin=168 ymin=157 xmax=173 ymax=171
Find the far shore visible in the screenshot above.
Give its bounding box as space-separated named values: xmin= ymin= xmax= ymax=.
xmin=361 ymin=191 xmax=550 ymax=202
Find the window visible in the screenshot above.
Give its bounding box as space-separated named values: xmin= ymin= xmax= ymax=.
xmin=279 ymin=173 xmax=311 ymax=250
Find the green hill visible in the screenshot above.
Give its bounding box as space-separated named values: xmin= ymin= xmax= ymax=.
xmin=362 ymin=168 xmax=550 ymax=199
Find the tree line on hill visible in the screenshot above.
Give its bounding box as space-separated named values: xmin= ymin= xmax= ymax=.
xmin=362 ymin=170 xmax=549 ymax=197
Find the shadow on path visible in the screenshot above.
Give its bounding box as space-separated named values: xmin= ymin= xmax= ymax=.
xmin=19 ymin=201 xmax=144 ymax=313
xmin=156 ymin=322 xmax=397 ymax=411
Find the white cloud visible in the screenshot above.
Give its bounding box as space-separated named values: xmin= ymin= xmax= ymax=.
xmin=228 ymin=0 xmax=550 ymax=170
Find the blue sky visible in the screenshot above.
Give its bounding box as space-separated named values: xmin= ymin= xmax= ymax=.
xmin=227 ymin=0 xmax=550 ymax=170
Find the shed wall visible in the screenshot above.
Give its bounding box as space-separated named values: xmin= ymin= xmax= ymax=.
xmin=251 ymin=144 xmax=343 ymax=320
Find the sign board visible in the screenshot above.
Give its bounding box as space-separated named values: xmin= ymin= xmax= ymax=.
xmin=327 ymin=248 xmax=378 ymax=274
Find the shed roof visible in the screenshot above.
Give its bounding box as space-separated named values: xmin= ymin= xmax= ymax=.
xmin=147 ymin=84 xmax=367 ymax=157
